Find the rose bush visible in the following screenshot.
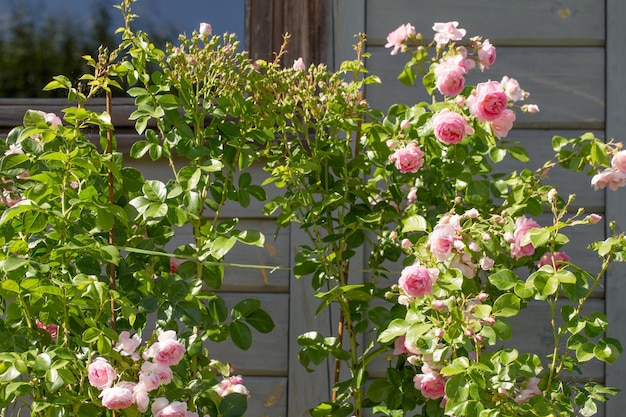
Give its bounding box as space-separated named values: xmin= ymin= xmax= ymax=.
xmin=0 ymin=1 xmax=624 ymax=417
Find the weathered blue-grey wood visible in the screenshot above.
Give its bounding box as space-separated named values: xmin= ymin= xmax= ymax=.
xmin=366 ymin=0 xmax=604 ymax=47
xmin=605 ymin=0 xmax=626 ymax=415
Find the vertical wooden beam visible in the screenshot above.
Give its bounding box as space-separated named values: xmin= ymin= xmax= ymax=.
xmin=331 ymin=0 xmax=366 ymax=71
xmin=605 ymin=0 xmax=626 ymax=415
xmin=245 ymin=0 xmax=327 ymax=65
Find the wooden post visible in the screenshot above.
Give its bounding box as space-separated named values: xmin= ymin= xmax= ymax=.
xmin=245 ymin=0 xmax=327 ymax=66
xmin=605 ymin=0 xmax=626 ymax=415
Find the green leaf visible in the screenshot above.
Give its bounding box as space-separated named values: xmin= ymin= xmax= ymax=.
xmin=230 ymin=321 xmax=252 ymax=350
xmin=524 ymin=227 xmax=550 ymax=249
xmin=402 ymin=215 xmax=427 ymax=233
xmin=445 ymin=374 xmax=470 ymax=402
xmin=378 ymin=319 xmax=409 ymax=343
xmin=210 ymin=236 xmax=237 ymax=259
xmin=441 ymin=357 xmax=470 ymax=376
xmin=366 ymin=379 xmax=391 ymax=402
xmin=488 ymin=269 xmax=518 ymax=290
xmin=219 ymin=393 xmax=248 ymax=417
xmin=576 ymin=342 xmax=596 ymax=362
xmin=594 ymin=338 xmax=622 ymax=364
xmin=236 ymin=230 xmax=265 ymax=247
xmin=245 ymin=309 xmax=275 ymax=333
xmin=492 ymin=293 xmax=521 ymax=317
xmin=143 ymin=180 xmax=167 ymax=202
xmin=231 ymin=299 xmax=261 ymax=320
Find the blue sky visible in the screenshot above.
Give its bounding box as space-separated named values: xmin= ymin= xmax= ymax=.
xmin=0 ymin=0 xmax=245 ymax=43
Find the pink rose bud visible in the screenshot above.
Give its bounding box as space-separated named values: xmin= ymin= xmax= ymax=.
xmin=586 ymin=213 xmax=602 ymax=224
xmin=292 ymin=57 xmax=306 ymax=71
xmin=465 ymin=208 xmax=479 ymax=219
xmin=479 ymin=256 xmax=494 ymax=270
xmin=390 ymin=231 xmax=398 ymax=240
xmin=464 ymin=328 xmax=474 ymax=337
xmin=401 ymin=238 xmax=412 ymax=249
xmin=431 ymin=299 xmax=446 ymax=311
xmin=522 ymin=104 xmax=540 ymax=113
xmin=469 ymin=241 xmax=480 ymax=252
xmin=199 ymin=22 xmax=212 ymax=37
xmin=434 ymin=328 xmax=444 ymax=338
xmin=477 ymin=292 xmax=489 ymax=302
xmin=400 ymin=119 xmax=410 ymax=130
xmin=547 ymin=188 xmax=558 ymax=203
xmin=503 ymin=232 xmax=515 ymax=243
xmin=474 ymin=334 xmax=483 ymax=344
xmin=484 ymin=316 xmax=496 ymax=326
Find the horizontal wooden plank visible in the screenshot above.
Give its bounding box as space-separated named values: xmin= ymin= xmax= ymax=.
xmin=244 ymin=376 xmax=288 ymax=417
xmin=366 ymin=0 xmax=604 ymax=47
xmin=207 ymin=293 xmax=289 ymax=375
xmin=365 ymin=46 xmax=605 ymax=128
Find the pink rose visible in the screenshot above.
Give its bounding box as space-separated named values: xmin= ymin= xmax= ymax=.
xmin=467 ymin=80 xmax=508 ymax=122
xmin=434 ymin=56 xmax=467 ymax=96
xmin=432 ymin=21 xmax=466 ymax=46
xmin=115 ymin=331 xmax=141 ymax=360
xmin=152 ymin=398 xmax=188 ymax=417
xmin=477 ymin=39 xmax=496 ymax=70
xmin=35 ymin=319 xmax=58 ymax=341
xmin=514 ymin=377 xmax=541 ymax=404
xmin=538 ymin=251 xmax=570 ymax=270
xmin=450 ymin=253 xmax=477 ymax=278
xmin=88 ymin=357 xmax=116 ymax=390
xmin=134 ymin=386 xmax=150 ymax=413
xmin=142 ymin=361 xmax=174 ymax=385
xmin=199 ymin=22 xmax=212 ymax=37
xmin=510 ymin=216 xmax=540 ymax=260
xmin=144 ymin=330 xmax=186 ymax=367
xmin=431 ymin=109 xmax=474 ymax=145
xmin=99 ymin=386 xmax=134 ymax=410
xmin=407 ymin=187 xmax=417 ymax=204
xmin=292 ymin=57 xmax=306 ymax=71
xmin=591 ymin=168 xmax=626 ymax=191
xmin=385 ymin=23 xmax=416 ymax=55
xmin=398 ymin=264 xmax=439 ymax=298
xmin=480 ymin=256 xmax=494 ymax=270
xmin=611 ymin=150 xmax=626 ymax=172
xmin=490 ymin=109 xmax=516 ymax=138
xmin=413 ymin=365 xmax=446 ymax=399
xmin=586 ymin=213 xmax=602 ymax=224
xmin=214 ymin=375 xmax=250 ymax=397
xmin=400 ymin=119 xmax=410 ymax=130
xmin=428 ymin=223 xmax=457 ymax=261
xmin=500 ymin=76 xmax=527 ymax=102
xmin=41 ymin=111 xmax=62 ymax=127
xmin=393 ymin=335 xmax=408 ymax=355
xmin=391 ymin=142 xmax=425 ymax=173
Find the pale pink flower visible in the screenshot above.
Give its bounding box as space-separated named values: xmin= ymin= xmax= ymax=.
xmin=214 ymin=375 xmax=250 ymax=397
xmin=144 ymin=330 xmax=186 ymax=367
xmin=385 ymin=23 xmax=416 ymax=55
xmin=138 ymin=368 xmax=160 ymax=392
xmin=88 ymin=357 xmax=116 ymax=390
xmin=400 ymin=119 xmax=410 ymax=130
xmin=500 ymin=76 xmax=527 ymax=102
xmin=292 ymin=57 xmax=306 ymax=71
xmin=391 ymin=142 xmax=425 ymax=173
xmin=428 ymin=223 xmax=457 ymax=261
xmin=199 ymin=22 xmax=212 ymax=37
xmin=510 ymin=216 xmax=540 ymax=259
xmin=114 ymin=331 xmax=141 ymax=360
xmin=4 ymin=144 xmax=23 ymax=155
xmin=479 ymin=256 xmax=494 ymax=270
xmin=467 ymin=80 xmax=508 ymax=122
xmin=514 ymin=377 xmax=542 ymax=404
xmin=152 ymin=398 xmax=188 ymax=417
xmin=477 ymin=39 xmax=496 ymax=70
xmin=465 ymin=208 xmax=479 ymax=219
xmin=134 ymin=386 xmax=150 ymax=413
xmin=611 ymin=150 xmax=626 ymax=172
xmin=141 ymin=360 xmax=174 ymax=386
xmin=413 ymin=364 xmax=446 ymax=399
xmin=99 ymin=386 xmax=134 ymax=410
xmin=591 ymin=168 xmax=626 ymax=191
xmin=432 ymin=21 xmax=466 ymax=46
xmin=490 ymin=109 xmax=516 ymax=138
xmin=393 ymin=335 xmax=408 ymax=355
xmin=398 ymin=264 xmax=439 ymax=298
xmin=431 ymin=299 xmax=446 ymax=311
xmin=450 ymin=253 xmax=477 ymax=278
xmin=538 ymin=251 xmax=571 ymax=270
xmin=42 ymin=112 xmax=62 ymax=127
xmin=407 ymin=187 xmax=417 ymax=204
xmin=431 ymin=109 xmax=474 ymax=145
xmin=522 ymin=104 xmax=540 ymax=113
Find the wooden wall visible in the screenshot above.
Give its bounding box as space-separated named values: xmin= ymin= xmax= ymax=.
xmin=332 ymin=1 xmax=626 ymax=416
